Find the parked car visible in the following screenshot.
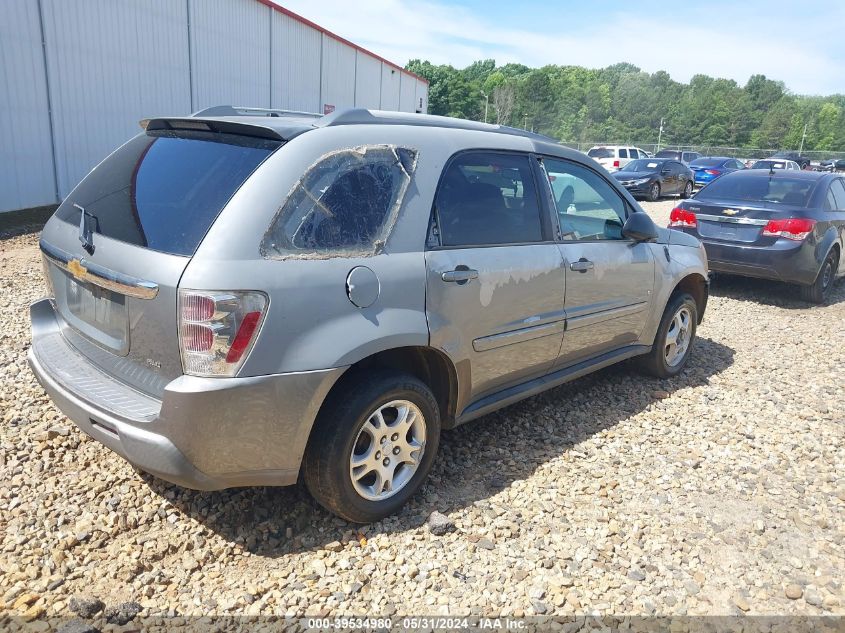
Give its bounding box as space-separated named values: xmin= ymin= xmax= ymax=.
xmin=29 ymin=106 xmax=709 ymax=522
xmin=586 ymin=145 xmax=650 ymax=172
xmin=817 ymin=159 xmax=837 ymax=173
xmin=835 ymin=159 xmax=845 ymax=173
xmin=770 ymin=151 xmax=811 ymax=169
xmin=689 ymin=156 xmax=746 ymax=188
xmin=751 ymin=159 xmax=801 ymax=171
xmin=668 ymin=170 xmax=845 ymax=303
xmin=611 ymin=158 xmax=694 ymax=201
xmin=654 ymin=149 xmax=702 ymax=165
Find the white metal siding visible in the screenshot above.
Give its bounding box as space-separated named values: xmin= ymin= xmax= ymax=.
xmin=354 ymin=53 xmax=382 ymax=110
xmin=41 ymin=0 xmax=191 ymax=197
xmin=189 ymin=0 xmax=271 ymax=111
xmin=399 ymin=73 xmax=417 ymax=113
xmin=271 ymin=10 xmax=321 ymax=113
xmin=380 ymin=63 xmax=401 ymax=111
xmin=320 ymin=36 xmax=356 ymax=113
xmin=415 ymin=80 xmax=429 ymax=114
xmin=0 ymin=0 xmax=55 ymax=212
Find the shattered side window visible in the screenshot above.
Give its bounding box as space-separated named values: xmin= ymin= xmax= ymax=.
xmin=260 ymin=145 xmax=418 ymax=258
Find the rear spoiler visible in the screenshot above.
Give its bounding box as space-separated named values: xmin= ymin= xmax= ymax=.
xmin=140 ymin=105 xmax=323 ymax=141
xmin=140 ymin=117 xmax=286 ymax=141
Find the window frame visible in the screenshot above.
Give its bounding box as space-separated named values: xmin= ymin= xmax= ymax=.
xmin=426 ymin=149 xmax=554 ymax=251
xmin=537 ymin=154 xmax=636 ymax=244
xmin=827 ymin=178 xmax=845 ymax=211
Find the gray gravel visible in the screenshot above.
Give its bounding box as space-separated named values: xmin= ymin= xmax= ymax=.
xmin=1 ymin=201 xmax=844 ymax=621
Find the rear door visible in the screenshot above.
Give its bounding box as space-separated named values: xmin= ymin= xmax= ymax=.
xmin=40 ymin=129 xmax=280 ymax=397
xmin=425 ymin=151 xmax=566 ymax=402
xmin=660 ymin=161 xmax=677 ymax=193
xmin=541 ymin=157 xmax=655 ymax=367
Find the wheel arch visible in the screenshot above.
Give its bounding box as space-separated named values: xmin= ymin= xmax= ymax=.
xmin=670 ymin=272 xmax=709 ymax=324
xmin=311 ymin=345 xmax=461 ymax=440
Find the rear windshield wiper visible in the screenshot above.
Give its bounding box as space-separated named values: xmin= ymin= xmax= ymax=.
xmin=73 ymin=203 xmax=97 ymax=254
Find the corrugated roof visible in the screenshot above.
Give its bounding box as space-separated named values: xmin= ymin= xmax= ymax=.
xmin=255 ymin=1 xmax=429 ymax=85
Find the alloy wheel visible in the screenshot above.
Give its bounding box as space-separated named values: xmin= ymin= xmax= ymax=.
xmin=664 ymin=306 xmax=692 ymax=367
xmin=349 ymin=400 xmax=426 ymax=501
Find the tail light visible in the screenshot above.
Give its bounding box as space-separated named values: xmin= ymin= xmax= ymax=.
xmin=705 ymin=169 xmax=720 ymax=175
xmin=669 ymin=207 xmax=697 ymax=228
xmin=613 ymin=160 xmax=620 ymax=168
xmin=762 ymin=218 xmax=816 ymax=241
xmin=178 ymin=290 xmax=268 ymax=377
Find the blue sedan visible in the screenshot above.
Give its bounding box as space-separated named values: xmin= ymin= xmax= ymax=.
xmin=689 ymin=157 xmax=746 ymax=188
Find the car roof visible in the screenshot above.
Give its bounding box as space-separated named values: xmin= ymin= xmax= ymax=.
xmin=145 ymin=105 xmax=560 ymax=145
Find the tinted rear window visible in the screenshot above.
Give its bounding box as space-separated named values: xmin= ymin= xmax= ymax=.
xmin=698 ymin=174 xmax=816 ymax=206
xmin=655 ymin=150 xmax=680 ymax=159
xmin=56 ymin=130 xmax=280 ymax=256
xmin=587 ymin=148 xmax=614 ymax=159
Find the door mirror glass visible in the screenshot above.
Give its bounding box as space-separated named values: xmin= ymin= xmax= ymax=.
xmin=622 ymin=212 xmax=659 ymax=242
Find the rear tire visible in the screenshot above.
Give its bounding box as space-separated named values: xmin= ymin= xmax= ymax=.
xmin=303 ymin=370 xmax=440 ymax=523
xmin=800 ymin=249 xmax=838 ymax=304
xmin=639 ymin=293 xmax=698 ymax=378
xmin=649 ymin=182 xmax=661 ymax=202
xmin=681 ymin=180 xmax=693 ymax=199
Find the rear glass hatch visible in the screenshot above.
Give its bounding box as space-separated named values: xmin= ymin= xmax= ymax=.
xmin=42 ymin=128 xmax=281 ymax=397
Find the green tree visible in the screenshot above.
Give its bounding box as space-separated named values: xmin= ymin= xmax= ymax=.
xmin=405 ymin=59 xmax=845 ymax=151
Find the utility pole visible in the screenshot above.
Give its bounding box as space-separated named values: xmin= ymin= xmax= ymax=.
xmin=799 ymin=123 xmax=808 ymax=154
xmin=656 ymin=118 xmax=664 ymax=153
xmin=481 ymin=92 xmax=489 ymax=124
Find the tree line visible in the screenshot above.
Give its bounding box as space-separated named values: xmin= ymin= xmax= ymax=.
xmin=405 ymin=59 xmax=845 ymax=153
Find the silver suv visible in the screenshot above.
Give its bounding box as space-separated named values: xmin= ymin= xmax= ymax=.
xmin=29 ymin=107 xmax=709 ymax=522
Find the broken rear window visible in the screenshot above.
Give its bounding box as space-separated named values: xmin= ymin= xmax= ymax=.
xmin=260 ymin=145 xmax=418 ymax=259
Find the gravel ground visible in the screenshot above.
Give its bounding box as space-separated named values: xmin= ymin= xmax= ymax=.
xmin=1 ymin=200 xmax=844 ymax=625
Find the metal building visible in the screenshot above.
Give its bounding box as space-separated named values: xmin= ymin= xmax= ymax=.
xmin=0 ymin=0 xmax=429 ymax=213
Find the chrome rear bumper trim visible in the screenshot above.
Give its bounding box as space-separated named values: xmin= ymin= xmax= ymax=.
xmin=40 ymin=240 xmax=159 ymax=300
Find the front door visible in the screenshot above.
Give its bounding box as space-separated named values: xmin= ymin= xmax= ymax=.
xmin=425 ymin=151 xmax=566 ymax=405
xmin=542 ymin=157 xmax=655 ymax=367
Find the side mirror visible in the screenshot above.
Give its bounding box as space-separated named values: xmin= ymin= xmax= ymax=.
xmin=622 ymin=211 xmax=659 ymax=243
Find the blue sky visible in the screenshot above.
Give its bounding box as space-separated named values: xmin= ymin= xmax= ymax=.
xmin=280 ymin=0 xmax=845 ymax=95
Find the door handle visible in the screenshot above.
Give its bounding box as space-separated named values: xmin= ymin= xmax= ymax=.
xmin=441 ymin=268 xmax=479 ymax=283
xmin=569 ymin=259 xmax=594 ymax=273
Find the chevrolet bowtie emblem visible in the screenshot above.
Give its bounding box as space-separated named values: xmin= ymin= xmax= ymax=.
xmin=67 ymin=258 xmax=87 ymax=279
xmin=723 ymin=208 xmax=739 ymax=216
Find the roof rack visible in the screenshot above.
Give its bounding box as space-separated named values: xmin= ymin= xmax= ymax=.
xmin=192 ymin=105 xmax=322 ymax=119
xmin=313 ymin=108 xmax=559 ymax=143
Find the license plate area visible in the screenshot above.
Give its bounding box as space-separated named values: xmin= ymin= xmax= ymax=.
xmin=60 ymin=272 xmax=129 ymax=354
xmin=698 ymin=221 xmax=760 ymax=243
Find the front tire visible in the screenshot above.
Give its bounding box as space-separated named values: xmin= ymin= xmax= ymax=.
xmin=303 ymin=370 xmax=440 ymax=523
xmin=639 ymin=293 xmax=698 ymax=378
xmin=800 ymin=249 xmax=839 ymax=304
xmin=648 ymin=182 xmax=661 ymax=202
xmin=681 ymin=180 xmax=693 ymax=199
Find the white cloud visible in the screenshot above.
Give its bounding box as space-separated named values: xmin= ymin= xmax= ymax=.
xmin=278 ymin=0 xmax=845 ymax=95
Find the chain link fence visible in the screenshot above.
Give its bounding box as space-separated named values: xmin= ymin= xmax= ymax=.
xmin=559 ymin=142 xmax=845 ymax=161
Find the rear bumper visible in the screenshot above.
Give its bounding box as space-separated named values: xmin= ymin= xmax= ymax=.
xmin=28 ymin=298 xmax=346 ymax=490
xmin=674 ymin=232 xmax=819 ymax=285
